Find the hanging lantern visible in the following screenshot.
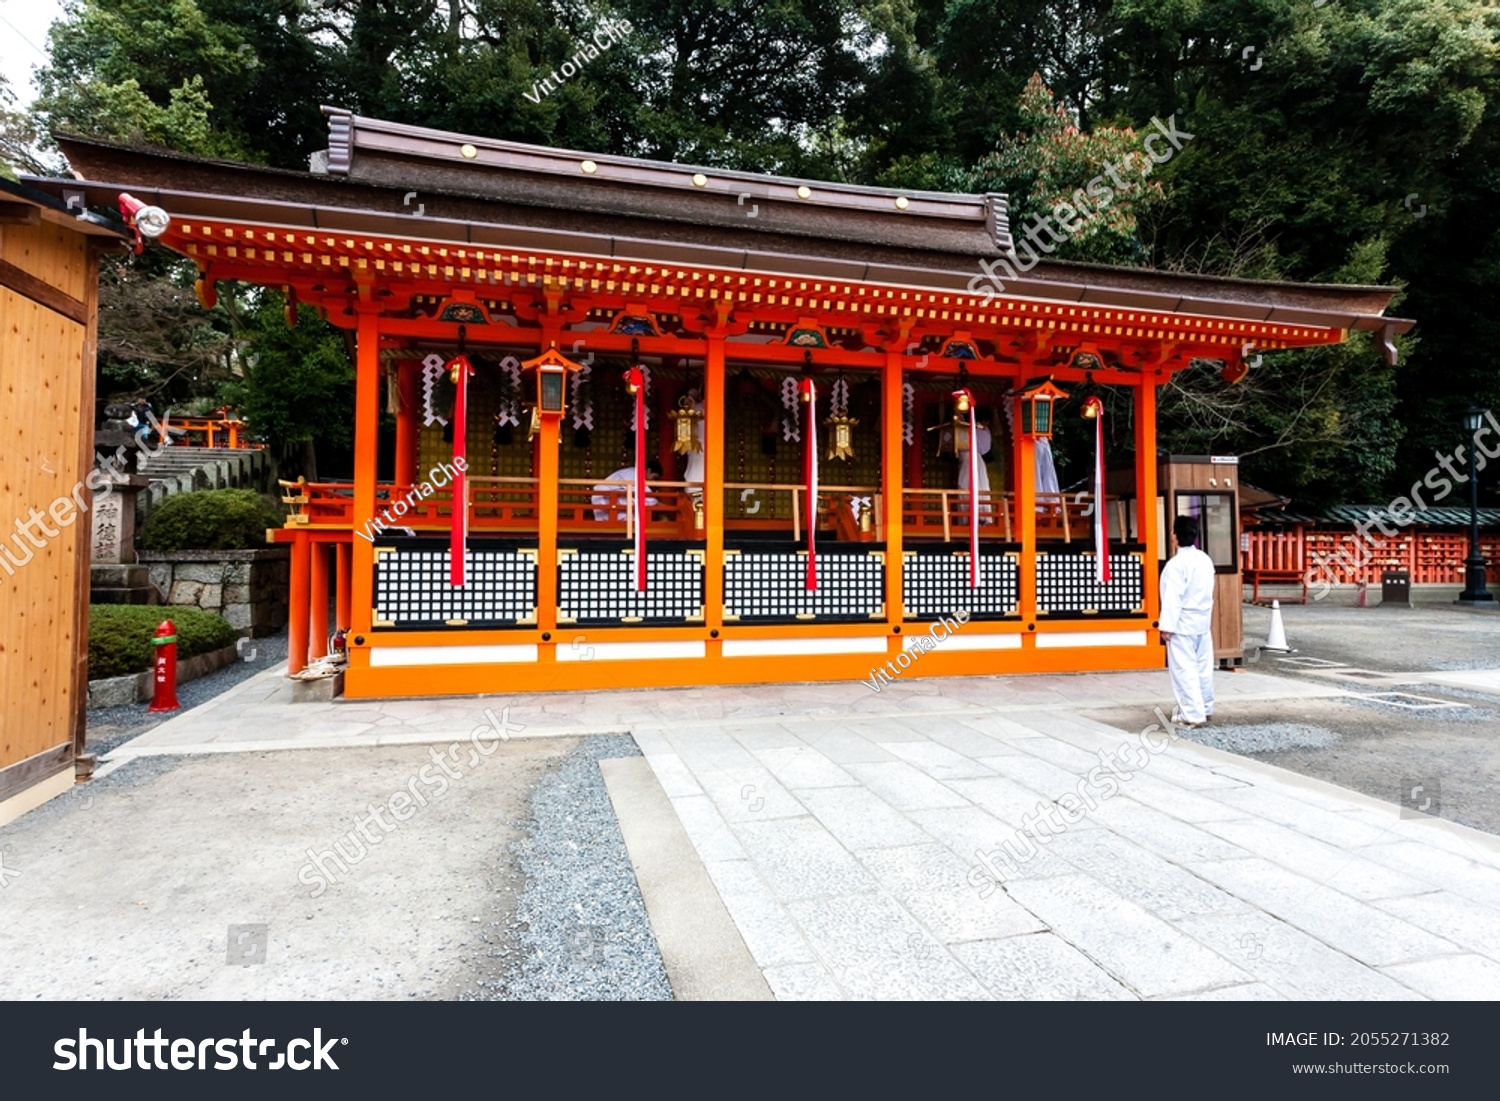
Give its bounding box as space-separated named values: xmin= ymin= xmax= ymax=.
xmin=669 ymin=394 xmax=704 ymax=455
xmin=823 ymin=367 xmax=856 ymax=460
xmin=1015 ymin=377 xmax=1069 ymax=439
xmin=825 ymin=413 xmax=858 ymax=461
xmin=521 ymin=343 xmax=586 ymax=418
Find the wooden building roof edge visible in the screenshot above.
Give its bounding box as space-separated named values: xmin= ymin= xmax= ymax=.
xmin=54 ymin=131 xmax=1006 ymax=257
xmin=0 ymin=175 xmax=131 ymax=239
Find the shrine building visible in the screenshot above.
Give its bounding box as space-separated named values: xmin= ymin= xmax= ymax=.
xmin=31 ymin=109 xmax=1412 ymax=699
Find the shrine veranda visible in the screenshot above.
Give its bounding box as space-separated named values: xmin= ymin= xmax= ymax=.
xmin=29 ymin=109 xmax=1412 ymax=698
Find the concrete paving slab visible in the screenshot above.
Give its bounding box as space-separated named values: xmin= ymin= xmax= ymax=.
xmin=761 ymin=961 xmax=843 ymax=1001
xmin=701 ymin=860 xmax=816 ymax=969
xmin=950 ymin=933 xmax=1135 ymax=1000
xmin=795 ymin=787 xmax=933 ymax=851
xmin=857 ymin=843 xmax=1047 ymax=944
xmin=1173 ymin=912 xmax=1421 ymax=1001
xmin=1001 ymin=874 xmax=1255 ymax=998
xmin=1380 ymin=955 xmax=1500 ymax=1000
xmin=784 ymin=892 xmax=992 ymax=1000
xmin=1186 ymin=858 xmax=1460 ymax=968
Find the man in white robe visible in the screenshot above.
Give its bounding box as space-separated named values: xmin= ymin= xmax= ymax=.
xmin=1159 ymin=514 xmax=1217 ymax=726
xmin=592 ymin=459 xmax=661 ymax=521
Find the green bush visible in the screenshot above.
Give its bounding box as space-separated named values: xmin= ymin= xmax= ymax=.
xmin=139 ymin=489 xmax=284 ymax=551
xmin=89 ymin=605 xmax=238 ymax=679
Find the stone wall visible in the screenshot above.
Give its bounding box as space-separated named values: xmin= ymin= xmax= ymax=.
xmin=137 ymin=548 xmax=290 ymax=635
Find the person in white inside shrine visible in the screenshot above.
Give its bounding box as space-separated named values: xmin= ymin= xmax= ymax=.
xmin=1159 ymin=514 xmax=1217 ymax=727
xmin=592 ymin=458 xmax=662 ymax=521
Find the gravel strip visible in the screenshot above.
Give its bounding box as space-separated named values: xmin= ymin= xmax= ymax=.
xmin=464 ymin=734 xmax=672 ymax=1002
xmin=85 ymin=630 xmax=290 ymax=757
xmin=1179 ymin=722 xmax=1343 ymax=754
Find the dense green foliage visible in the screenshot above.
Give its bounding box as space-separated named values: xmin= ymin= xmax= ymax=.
xmin=12 ymin=0 xmax=1500 ymax=505
xmin=138 ymin=489 xmax=285 ymax=551
xmin=88 ymin=604 xmax=237 ymax=678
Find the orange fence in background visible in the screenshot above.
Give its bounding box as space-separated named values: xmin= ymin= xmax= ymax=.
xmin=1245 ymin=527 xmax=1500 ymax=586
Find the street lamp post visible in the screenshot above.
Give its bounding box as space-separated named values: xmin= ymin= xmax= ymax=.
xmin=1458 ymin=406 xmax=1493 ymax=603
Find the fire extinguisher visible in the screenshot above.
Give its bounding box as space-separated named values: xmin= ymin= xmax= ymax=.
xmin=148 ymin=620 xmax=180 ymax=713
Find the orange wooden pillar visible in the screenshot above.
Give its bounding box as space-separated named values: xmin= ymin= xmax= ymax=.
xmin=288 ymin=531 xmax=310 ymax=674
xmin=704 ymin=327 xmax=727 ymax=637
xmin=348 ymin=307 xmax=381 ymax=678
xmin=335 ymin=541 xmax=352 ymax=630
xmin=882 ymin=333 xmax=909 ymax=631
xmin=395 ymin=360 xmax=419 ymax=485
xmin=535 ymin=367 xmax=560 ymax=645
xmin=309 ymin=540 xmax=329 ymax=659
xmin=1135 ymin=373 xmax=1161 ymax=637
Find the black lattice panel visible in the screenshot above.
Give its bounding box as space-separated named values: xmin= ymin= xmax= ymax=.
xmin=559 ymin=550 xmax=705 ymax=624
xmin=724 ymin=552 xmax=884 ymax=621
xmin=1036 ymin=552 xmax=1145 ymax=614
xmin=373 ymin=546 xmax=537 ymax=628
xmin=903 ymin=553 xmax=1020 ymax=619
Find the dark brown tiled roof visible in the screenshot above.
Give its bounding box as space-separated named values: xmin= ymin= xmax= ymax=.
xmin=30 ymin=111 xmax=1413 ymax=347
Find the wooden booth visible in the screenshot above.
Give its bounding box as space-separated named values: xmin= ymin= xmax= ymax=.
xmin=31 ymin=111 xmax=1412 ymax=700
xmin=1110 ymin=455 xmax=1245 ymax=667
xmin=0 ymin=180 xmax=126 ymax=822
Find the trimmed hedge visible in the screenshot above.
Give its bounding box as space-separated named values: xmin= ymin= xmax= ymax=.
xmin=89 ymin=605 xmax=238 ymax=680
xmin=139 ymin=489 xmax=284 ymax=551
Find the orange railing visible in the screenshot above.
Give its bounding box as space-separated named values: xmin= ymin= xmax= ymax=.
xmin=721 ymin=482 xmax=879 ymax=540
xmin=903 ymin=490 xmax=1108 ymax=543
xmin=281 ymin=479 xmax=1120 ymax=546
xmin=283 ymin=477 xmax=698 ymax=536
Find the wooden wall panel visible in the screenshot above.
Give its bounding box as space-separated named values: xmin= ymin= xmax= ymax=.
xmin=0 ymin=221 xmax=89 ymax=303
xmin=0 ymin=267 xmax=89 ymax=766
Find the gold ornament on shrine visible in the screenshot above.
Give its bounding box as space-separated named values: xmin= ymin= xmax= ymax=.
xmin=668 ymin=394 xmax=703 ymax=455
xmin=825 ymin=413 xmax=858 ymax=461
xmin=951 ymin=389 xmax=973 ymax=452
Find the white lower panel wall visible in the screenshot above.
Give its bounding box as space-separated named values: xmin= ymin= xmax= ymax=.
xmin=903 ymin=633 xmax=1022 ymax=651
xmin=723 ymin=636 xmax=888 ymax=657
xmin=369 ymin=644 xmax=539 ymax=666
xmin=556 ymin=640 xmax=706 ymax=662
xmin=1035 ymin=630 xmax=1149 ymax=648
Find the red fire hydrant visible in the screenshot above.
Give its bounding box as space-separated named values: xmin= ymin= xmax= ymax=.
xmin=148 ymin=619 xmax=180 ymax=712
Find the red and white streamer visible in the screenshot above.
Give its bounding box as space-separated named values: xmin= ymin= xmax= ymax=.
xmin=800 ymin=377 xmax=818 ymax=590
xmin=954 ymin=388 xmax=980 ymax=588
xmin=625 ymin=367 xmax=648 ymax=590
xmin=448 ymin=354 xmax=474 ymax=586
xmin=1086 ymin=396 xmax=1111 ymax=585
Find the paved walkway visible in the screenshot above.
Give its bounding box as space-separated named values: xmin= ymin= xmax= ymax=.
xmin=103 ymin=666 xmax=1500 ymax=1000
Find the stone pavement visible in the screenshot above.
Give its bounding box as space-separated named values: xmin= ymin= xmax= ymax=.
xmin=100 ymin=665 xmax=1500 ymax=1000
